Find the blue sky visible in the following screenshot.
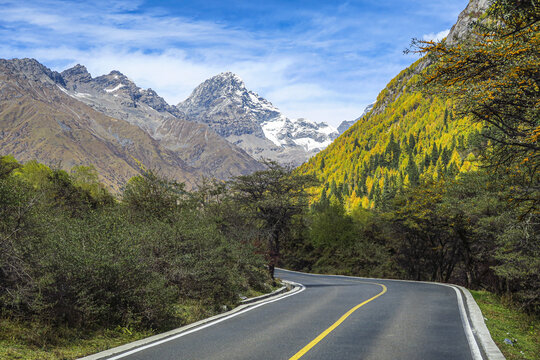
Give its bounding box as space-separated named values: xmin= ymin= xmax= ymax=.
xmin=0 ymin=0 xmax=468 ymax=126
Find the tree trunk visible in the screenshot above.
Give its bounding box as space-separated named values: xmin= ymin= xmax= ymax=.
xmin=268 ymin=231 xmax=280 ymax=283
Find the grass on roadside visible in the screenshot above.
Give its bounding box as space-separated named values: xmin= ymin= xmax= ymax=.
xmin=470 ymin=290 xmax=540 ymax=360
xmin=0 ymin=282 xmax=282 ymax=360
xmin=0 ymin=299 xmax=215 ymax=360
xmin=0 ymin=318 xmax=154 ymax=360
xmin=242 ymin=279 xmax=284 ymax=299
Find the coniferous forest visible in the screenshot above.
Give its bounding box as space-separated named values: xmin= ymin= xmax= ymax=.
xmin=291 ymin=0 xmax=539 ymax=314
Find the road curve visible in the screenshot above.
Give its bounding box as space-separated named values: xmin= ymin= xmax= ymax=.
xmin=100 ymin=269 xmax=478 ymax=360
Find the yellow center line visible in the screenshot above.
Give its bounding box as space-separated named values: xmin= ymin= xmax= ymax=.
xmin=289 ymin=282 xmax=387 ymax=360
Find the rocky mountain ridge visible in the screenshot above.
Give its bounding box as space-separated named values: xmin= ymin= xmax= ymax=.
xmin=0 ymin=58 xmax=264 ymax=189
xmin=177 ymin=72 xmax=338 ymax=165
xmin=337 ymin=103 xmax=374 ymax=135
xmin=57 ymin=63 xmax=263 ymax=179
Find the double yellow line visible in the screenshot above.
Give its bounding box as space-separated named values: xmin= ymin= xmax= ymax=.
xmin=289 ymin=282 xmax=387 ymax=360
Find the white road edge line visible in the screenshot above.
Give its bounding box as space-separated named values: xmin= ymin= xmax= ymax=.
xmin=453 ymin=285 xmax=506 ymax=360
xmin=276 ymin=268 xmax=492 ymax=360
xmin=102 ymin=282 xmax=306 ymax=360
xmin=447 ymin=285 xmax=483 ymax=360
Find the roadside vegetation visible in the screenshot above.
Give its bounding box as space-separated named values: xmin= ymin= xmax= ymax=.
xmin=0 ymin=158 xmax=297 ymax=359
xmin=0 ymin=320 xmax=152 ymax=360
xmin=471 ymin=290 xmax=540 ymax=360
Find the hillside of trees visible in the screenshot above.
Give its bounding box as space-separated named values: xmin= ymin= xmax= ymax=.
xmin=285 ymin=0 xmax=539 ymax=313
xmin=297 ymin=58 xmax=483 ymax=210
xmin=0 ymin=157 xmax=277 ymax=351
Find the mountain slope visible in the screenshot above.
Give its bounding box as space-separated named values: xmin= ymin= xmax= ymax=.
xmin=296 ymin=0 xmax=489 ymax=209
xmin=0 ymin=58 xmax=203 ymax=190
xmin=60 ymin=65 xmax=263 ymax=179
xmin=337 ymin=104 xmax=374 ymax=135
xmin=177 ymin=72 xmax=338 ymax=166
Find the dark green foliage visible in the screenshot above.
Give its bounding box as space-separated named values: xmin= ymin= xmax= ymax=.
xmin=230 ymin=161 xmax=317 ymax=279
xmin=281 ymin=170 xmax=539 ymax=314
xmin=391 ymin=172 xmax=539 ymax=313
xmin=0 ymin=156 xmax=270 ymax=335
xmin=282 ymin=199 xmax=395 ymax=278
xmin=122 ymin=169 xmax=185 ymax=222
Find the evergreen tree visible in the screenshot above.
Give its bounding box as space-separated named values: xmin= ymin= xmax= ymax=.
xmin=408 ymin=133 xmax=416 ymax=150
xmin=406 ymin=157 xmax=420 ymax=186
xmin=424 ymin=153 xmax=431 ymax=169
xmin=441 ymin=147 xmax=450 ymax=166
xmin=431 ymin=144 xmax=439 ymax=165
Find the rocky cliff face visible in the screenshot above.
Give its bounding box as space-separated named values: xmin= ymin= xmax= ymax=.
xmin=59 ymin=64 xmax=263 ymax=179
xmin=177 ymin=72 xmax=338 ymax=165
xmin=0 ymin=58 xmax=201 ymax=190
xmin=366 ymin=0 xmax=490 ymax=119
xmin=446 ymin=0 xmax=491 ymax=45
xmin=3 ymin=58 xmax=66 ymax=86
xmin=0 ymin=58 xmax=264 ymax=189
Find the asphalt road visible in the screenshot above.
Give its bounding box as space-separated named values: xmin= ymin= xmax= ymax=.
xmin=104 ymin=269 xmax=478 ymax=360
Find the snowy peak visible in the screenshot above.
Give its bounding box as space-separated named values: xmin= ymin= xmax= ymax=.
xmin=177 ymin=73 xmax=270 ymax=138
xmin=177 ymin=71 xmax=338 ymax=163
xmin=94 ymin=71 xmax=137 ymax=95
xmin=177 ymin=72 xmax=282 ymax=128
xmin=262 ymin=117 xmax=337 ymax=152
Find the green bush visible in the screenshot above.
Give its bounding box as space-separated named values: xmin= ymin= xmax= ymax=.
xmin=1 ymin=157 xmax=271 ymax=336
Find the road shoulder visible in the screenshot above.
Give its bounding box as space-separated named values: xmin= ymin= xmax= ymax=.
xmin=78 ymin=281 xmax=303 ymax=360
xmin=453 ymin=285 xmax=506 ymax=360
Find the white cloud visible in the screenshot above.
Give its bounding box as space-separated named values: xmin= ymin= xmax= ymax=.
xmin=0 ymin=0 xmax=467 ymax=125
xmin=422 ymin=29 xmax=450 ymax=42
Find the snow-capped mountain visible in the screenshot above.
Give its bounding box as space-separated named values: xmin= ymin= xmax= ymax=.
xmin=262 ymin=117 xmax=338 ymax=152
xmin=58 ymin=67 xmax=338 ymax=167
xmin=177 ymin=72 xmax=338 ymax=165
xmin=58 ymin=64 xmax=263 ymax=179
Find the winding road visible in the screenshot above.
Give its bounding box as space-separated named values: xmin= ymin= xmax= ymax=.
xmin=97 ymin=269 xmax=481 ymax=360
